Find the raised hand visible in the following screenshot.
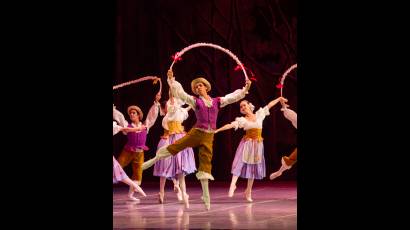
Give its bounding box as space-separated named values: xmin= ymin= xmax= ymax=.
xmin=245 ymin=79 xmax=252 ymax=91
xmin=167 ymin=69 xmax=174 ymax=79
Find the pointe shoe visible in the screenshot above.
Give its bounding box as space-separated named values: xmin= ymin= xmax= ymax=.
xmin=269 ymin=171 xmax=282 ymax=180
xmin=201 ymin=195 xmax=210 ymax=210
xmin=158 ymin=192 xmax=164 ymax=204
xmin=174 ymin=185 xmax=183 ymax=201
xmin=270 ymin=158 xmax=291 ymax=180
xmin=128 ymin=188 xmax=141 ymax=202
xmin=244 ymin=189 xmax=253 ymax=202
xmin=182 ymin=193 xmax=189 ymax=209
xmin=228 ymin=184 xmax=236 ymax=197
xmin=128 ymin=194 xmax=140 ymax=202
xmin=131 ymin=184 xmax=146 ymax=197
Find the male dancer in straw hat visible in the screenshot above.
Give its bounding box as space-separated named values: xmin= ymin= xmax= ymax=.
xmin=142 ymin=70 xmax=252 ymax=210
xmin=113 ymin=120 xmax=146 ymax=198
xmin=116 ymin=93 xmax=161 ymax=201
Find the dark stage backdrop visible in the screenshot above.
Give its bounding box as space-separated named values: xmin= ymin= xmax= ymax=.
xmin=113 ymin=0 xmax=297 ymax=182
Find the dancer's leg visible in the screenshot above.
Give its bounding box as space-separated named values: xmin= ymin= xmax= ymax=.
xmin=158 ymin=176 xmax=166 ymax=203
xmin=121 ymin=177 xmax=146 ymax=197
xmin=200 ymin=179 xmax=210 ymax=211
xmin=228 ymin=175 xmax=239 ymax=197
xmin=172 ymin=178 xmax=182 ymax=201
xmin=245 ymin=178 xmax=254 ymax=202
xmin=178 ymin=174 xmax=189 ymax=208
xmin=130 ymin=151 xmax=144 ymax=199
xmin=270 ymin=148 xmax=296 ymax=180
xmin=143 ymin=130 xmax=200 ymax=170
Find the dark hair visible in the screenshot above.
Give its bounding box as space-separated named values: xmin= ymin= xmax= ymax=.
xmin=240 ymin=100 xmax=255 ymax=112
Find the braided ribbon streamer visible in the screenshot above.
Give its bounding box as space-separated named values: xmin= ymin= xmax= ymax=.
xmin=169 ymin=42 xmax=249 ymax=82
xmin=279 ymin=64 xmax=297 ymax=97
xmin=113 ymin=76 xmax=162 ymax=95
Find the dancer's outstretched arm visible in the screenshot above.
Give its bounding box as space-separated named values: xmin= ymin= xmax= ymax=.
xmin=144 ymin=93 xmax=161 ymax=130
xmin=113 ymin=121 xmax=145 ymax=134
xmin=122 ymin=126 xmax=146 ymax=133
xmin=214 ymin=123 xmax=235 ymax=134
xmin=113 ymin=105 xmax=128 ymax=127
xmin=281 ymin=107 xmax=297 ymax=129
xmin=113 ymin=121 xmax=123 ymax=135
xmin=220 ymin=80 xmax=252 ymax=108
xmin=167 ymin=70 xmax=196 ymax=108
xmin=266 ymin=97 xmax=287 ymax=110
xmin=278 ymin=98 xmax=297 ymax=128
xmin=215 ymin=117 xmax=243 ymax=133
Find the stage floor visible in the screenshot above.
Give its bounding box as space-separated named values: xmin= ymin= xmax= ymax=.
xmin=113 ymin=180 xmax=296 ymax=229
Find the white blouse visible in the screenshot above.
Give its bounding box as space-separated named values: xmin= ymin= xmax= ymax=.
xmin=113 ymin=121 xmax=122 ymax=136
xmin=230 ymin=106 xmax=270 ymax=130
xmin=113 ymin=105 xmax=128 ymax=127
xmin=162 ymin=98 xmax=190 ymax=130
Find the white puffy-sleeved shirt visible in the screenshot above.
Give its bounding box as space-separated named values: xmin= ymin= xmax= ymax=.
xmin=113 ymin=121 xmax=122 ymax=136
xmin=230 ymin=106 xmax=270 ymax=130
xmin=167 ymin=77 xmax=248 ymax=109
xmin=113 ymin=105 xmax=128 ymax=127
xmin=162 ymin=98 xmax=190 ymax=130
xmin=281 ymin=107 xmax=297 ymax=129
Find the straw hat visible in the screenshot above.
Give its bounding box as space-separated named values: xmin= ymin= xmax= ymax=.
xmin=191 ymin=77 xmax=211 ymax=95
xmin=127 ymin=105 xmax=143 ymax=120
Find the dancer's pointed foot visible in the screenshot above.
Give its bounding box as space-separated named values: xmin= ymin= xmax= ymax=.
xmin=269 ymin=171 xmax=282 ymax=180
xmin=228 ymin=184 xmax=236 ymax=197
xmin=158 ymin=192 xmax=164 ymax=204
xmin=182 ymin=193 xmax=189 ymax=209
xmin=127 ymin=194 xmax=140 ymax=202
xmin=131 ymin=183 xmax=146 ymax=197
xmin=244 ymin=189 xmax=253 ymax=202
xmin=201 ymin=195 xmax=210 ymax=210
xmin=174 ymin=185 xmax=183 ymax=201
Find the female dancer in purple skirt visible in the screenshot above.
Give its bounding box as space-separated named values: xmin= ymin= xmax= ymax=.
xmin=153 ymin=92 xmax=196 ymax=206
xmin=215 ymin=97 xmax=286 ymax=202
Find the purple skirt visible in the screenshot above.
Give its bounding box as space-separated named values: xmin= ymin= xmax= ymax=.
xmin=231 ymin=139 xmax=266 ymax=179
xmin=153 ymin=133 xmax=196 ymax=179
xmin=113 ymin=156 xmax=128 ymax=183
